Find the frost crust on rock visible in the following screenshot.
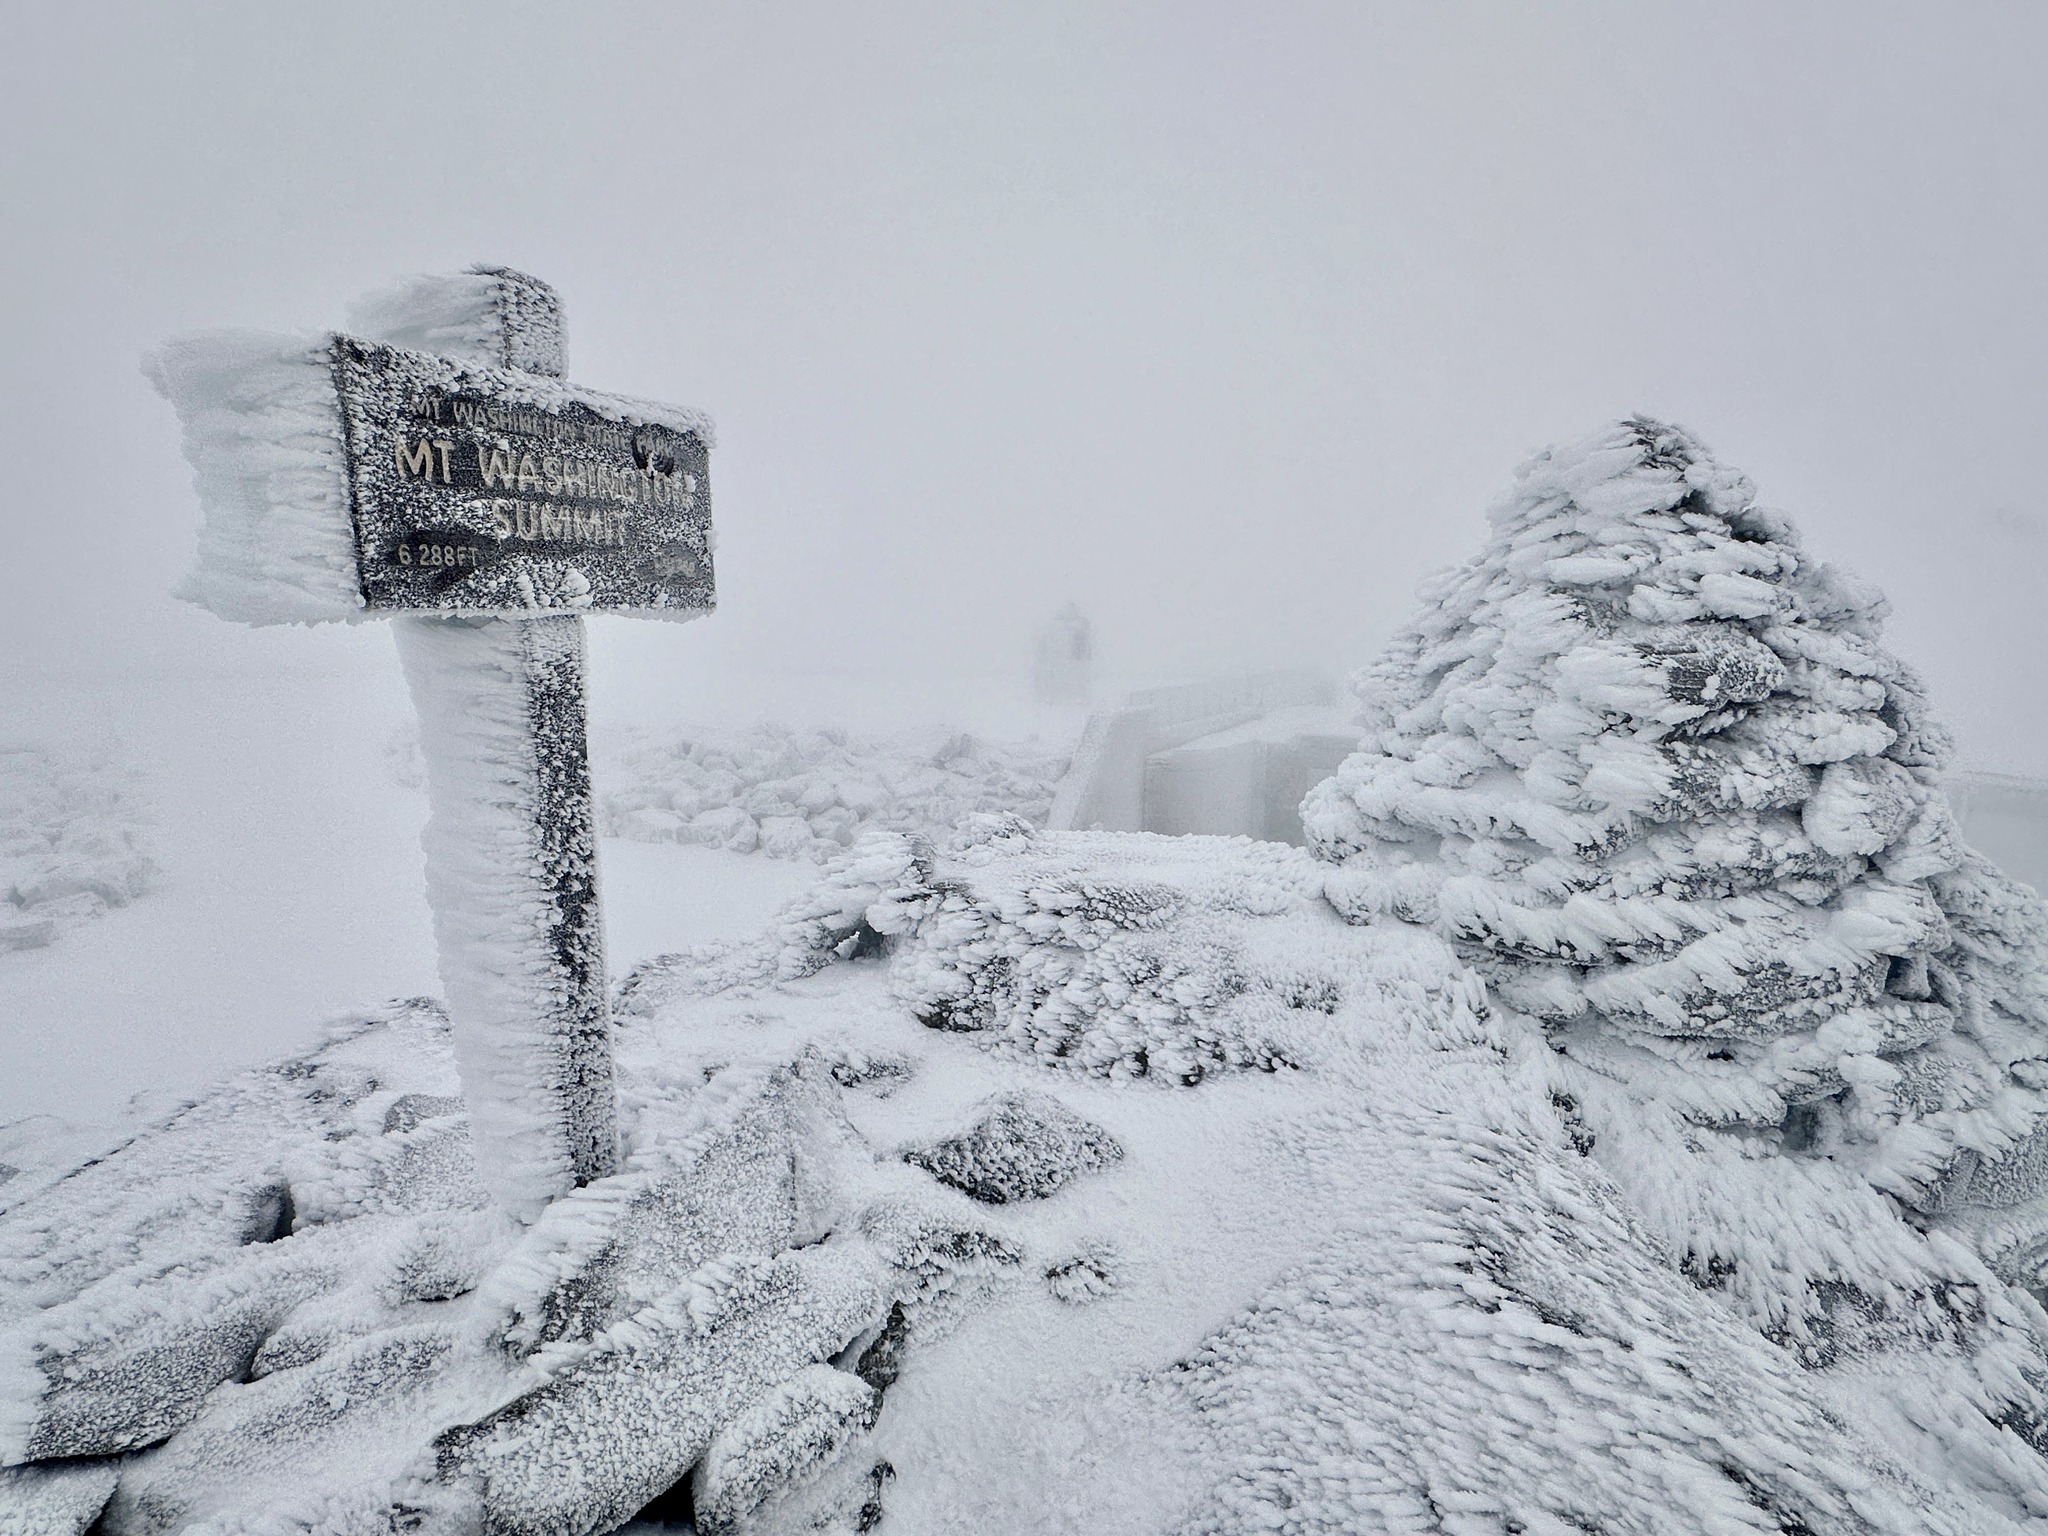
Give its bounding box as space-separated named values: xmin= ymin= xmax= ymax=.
xmin=903 ymin=1090 xmax=1122 ymax=1204
xmin=0 ymin=1001 xmax=1017 ymax=1536
xmin=876 ymin=820 xmax=1355 ymax=1083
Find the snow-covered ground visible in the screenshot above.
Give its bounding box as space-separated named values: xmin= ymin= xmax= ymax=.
xmin=598 ymin=843 xmax=821 ymax=975
xmin=0 ymin=666 xmax=818 ymax=1132
xmin=1 ymin=653 xmax=1073 ymax=1135
xmin=8 ymin=818 xmax=2047 ymax=1533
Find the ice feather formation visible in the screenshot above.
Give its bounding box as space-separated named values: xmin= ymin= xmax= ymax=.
xmin=1305 ymin=418 xmax=2048 ymax=1460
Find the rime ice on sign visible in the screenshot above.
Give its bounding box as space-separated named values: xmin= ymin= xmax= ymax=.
xmin=332 ymin=337 xmax=713 ymax=615
xmin=149 ymin=267 xmax=717 ymax=1218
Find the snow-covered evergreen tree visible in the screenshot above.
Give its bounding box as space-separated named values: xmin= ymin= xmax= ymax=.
xmin=1305 ymin=418 xmax=2048 ymax=1310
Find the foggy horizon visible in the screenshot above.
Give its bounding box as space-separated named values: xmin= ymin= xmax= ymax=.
xmin=7 ymin=2 xmax=2048 ymax=767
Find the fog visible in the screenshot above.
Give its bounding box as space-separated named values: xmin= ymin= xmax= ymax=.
xmin=6 ymin=1 xmax=2047 ymax=763
xmin=13 ymin=8 xmax=2048 ymax=1508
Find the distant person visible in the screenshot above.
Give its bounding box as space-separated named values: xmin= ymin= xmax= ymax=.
xmin=1033 ymin=602 xmax=1094 ymax=705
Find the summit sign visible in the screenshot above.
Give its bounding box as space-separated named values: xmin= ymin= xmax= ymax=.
xmin=332 ymin=337 xmax=714 ymax=614
xmin=151 ymin=266 xmax=719 ymax=1218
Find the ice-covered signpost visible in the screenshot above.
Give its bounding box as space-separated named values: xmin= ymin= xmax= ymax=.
xmin=149 ymin=267 xmax=715 ymax=1218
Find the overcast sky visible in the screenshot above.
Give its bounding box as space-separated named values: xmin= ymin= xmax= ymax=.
xmin=6 ymin=1 xmax=2047 ymax=764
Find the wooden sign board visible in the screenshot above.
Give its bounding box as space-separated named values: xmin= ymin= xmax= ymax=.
xmin=153 ymin=266 xmax=717 ymax=1211
xmin=332 ymin=336 xmax=716 ymax=616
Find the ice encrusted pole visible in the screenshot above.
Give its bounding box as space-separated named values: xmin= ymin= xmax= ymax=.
xmin=365 ymin=271 xmax=619 ymax=1215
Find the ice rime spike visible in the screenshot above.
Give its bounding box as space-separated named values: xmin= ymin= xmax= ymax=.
xmin=339 ymin=265 xmax=565 ymax=379
xmin=343 ymin=267 xmax=560 ymax=378
xmin=142 ymin=331 xmax=365 ymax=626
xmin=396 ymin=613 xmax=617 ymax=1214
xmin=467 ymin=265 xmax=566 ymax=377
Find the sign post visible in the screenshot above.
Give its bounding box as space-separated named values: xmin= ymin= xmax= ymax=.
xmin=150 ymin=267 xmax=715 ymax=1217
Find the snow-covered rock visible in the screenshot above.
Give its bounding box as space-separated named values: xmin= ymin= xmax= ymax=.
xmin=0 ymin=1460 xmax=120 ymax=1536
xmin=1305 ymin=416 xmax=2048 ymax=1494
xmin=0 ymin=994 xmax=1018 ymax=1535
xmin=599 ymin=724 xmax=1071 ymax=865
xmin=876 ymin=818 xmax=1367 ymax=1084
xmin=618 ymin=819 xmax=2048 ymax=1532
xmin=0 ymin=744 xmax=154 ymax=949
xmin=901 ymin=1090 xmax=1122 ymax=1204
xmin=688 ymin=1363 xmax=881 ymax=1535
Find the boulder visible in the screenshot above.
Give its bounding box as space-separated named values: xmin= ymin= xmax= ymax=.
xmin=904 ymin=1091 xmax=1121 ymax=1205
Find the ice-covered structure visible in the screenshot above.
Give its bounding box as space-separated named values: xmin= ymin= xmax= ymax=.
xmin=1306 ymin=418 xmax=2048 ymax=1398
xmin=1046 ymin=671 xmax=1355 ymax=844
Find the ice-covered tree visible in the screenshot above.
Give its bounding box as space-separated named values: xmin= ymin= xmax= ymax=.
xmin=1304 ymin=418 xmax=2048 ymax=1303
